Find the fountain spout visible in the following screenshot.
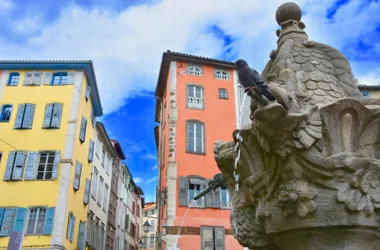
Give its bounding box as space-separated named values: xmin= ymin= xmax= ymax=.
xmin=194 ymin=173 xmax=227 ymax=200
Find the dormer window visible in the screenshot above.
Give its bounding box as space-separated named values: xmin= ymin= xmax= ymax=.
xmin=187 ymin=65 xmax=203 ymax=76
xmin=214 ymin=69 xmax=229 ymax=80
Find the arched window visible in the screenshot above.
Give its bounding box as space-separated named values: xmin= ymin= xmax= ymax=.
xmin=7 ymin=72 xmax=20 ymax=86
xmin=52 ymin=72 xmax=68 ymax=85
xmin=187 ymin=65 xmax=203 ymax=76
xmin=187 ymin=84 xmax=204 ymax=109
xmin=214 ymin=69 xmax=229 ymax=80
xmin=186 ymin=120 xmax=205 ymax=153
xmin=0 ymin=104 xmax=12 ymax=122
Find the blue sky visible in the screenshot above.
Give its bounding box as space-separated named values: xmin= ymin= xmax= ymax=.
xmin=0 ymin=0 xmax=379 ymax=202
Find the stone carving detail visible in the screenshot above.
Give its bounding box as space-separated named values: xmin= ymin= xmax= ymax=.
xmin=214 ymin=2 xmax=380 ymax=250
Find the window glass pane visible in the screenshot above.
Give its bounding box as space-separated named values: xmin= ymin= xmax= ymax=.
xmin=195 ymin=87 xmax=202 ymax=98
xmin=188 ymin=86 xmax=194 ymax=97
xmin=27 ymin=208 xmax=37 ymax=234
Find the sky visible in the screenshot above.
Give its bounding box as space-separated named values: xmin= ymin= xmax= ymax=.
xmin=0 ymin=0 xmax=379 ymax=202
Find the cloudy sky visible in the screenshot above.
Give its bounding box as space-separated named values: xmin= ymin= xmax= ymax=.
xmin=0 ymin=0 xmax=379 ymax=202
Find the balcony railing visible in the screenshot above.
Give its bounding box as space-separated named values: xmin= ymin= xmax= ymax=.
xmin=187 ymin=97 xmax=204 ymax=109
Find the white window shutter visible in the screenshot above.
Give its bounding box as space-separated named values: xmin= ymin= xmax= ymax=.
xmin=32 ymin=72 xmax=42 ymax=85
xmin=24 ymin=151 xmax=38 ymax=180
xmin=14 ymin=104 xmax=26 ymax=129
xmin=23 ymin=72 xmax=33 ymax=85
xmin=67 ymin=72 xmax=75 ymax=85
xmin=22 ymin=104 xmax=35 ymax=129
xmin=4 ymin=151 xmax=16 ymax=180
xmin=43 ymin=73 xmax=53 ymax=85
xmin=12 ymin=151 xmax=26 ymax=180
xmin=51 ymin=103 xmax=63 ymax=128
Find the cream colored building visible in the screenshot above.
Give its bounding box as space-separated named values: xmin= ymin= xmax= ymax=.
xmin=358 ymin=85 xmax=380 ymax=98
xmin=86 ymin=122 xmax=116 ymax=250
xmin=142 ymin=202 xmax=158 ymax=250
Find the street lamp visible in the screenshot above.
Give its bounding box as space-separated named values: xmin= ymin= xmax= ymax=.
xmin=161 ymin=222 xmax=167 ymax=236
xmin=143 ymin=220 xmax=151 ymax=234
xmin=138 ymin=239 xmax=143 ymax=249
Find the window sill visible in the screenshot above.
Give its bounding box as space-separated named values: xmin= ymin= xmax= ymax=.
xmin=186 ymin=107 xmax=204 ymax=111
xmin=219 ymin=97 xmax=229 ymax=100
xmin=6 ymin=85 xmax=18 ymax=87
xmin=0 ymin=120 xmax=10 ymax=123
xmin=185 ymin=150 xmax=206 ymax=155
xmin=14 ymin=128 xmax=32 ymax=130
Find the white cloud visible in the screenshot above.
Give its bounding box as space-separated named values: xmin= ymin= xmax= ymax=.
xmin=357 ymin=69 xmax=380 ymax=86
xmin=141 ymin=153 xmax=157 ymax=160
xmin=0 ymin=0 xmax=12 ymax=12
xmin=134 ymin=177 xmax=144 ymax=184
xmin=146 ymin=176 xmax=158 ymax=184
xmin=152 ymin=164 xmax=158 ymax=170
xmin=0 ymin=0 xmax=379 ymax=113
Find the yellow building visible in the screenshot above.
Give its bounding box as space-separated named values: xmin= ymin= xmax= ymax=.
xmin=0 ymin=60 xmax=103 ymax=250
xmin=358 ymin=85 xmax=380 ymax=98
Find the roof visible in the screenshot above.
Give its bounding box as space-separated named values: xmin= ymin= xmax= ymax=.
xmin=111 ymin=139 xmax=126 ymax=160
xmin=358 ymin=85 xmax=380 ymax=90
xmin=0 ymin=60 xmax=103 ymax=116
xmin=136 ymin=186 xmax=144 ymax=195
xmin=154 ymin=50 xmax=236 ymax=98
xmin=96 ymin=122 xmax=117 ymax=158
xmin=143 ymin=202 xmax=156 ymax=211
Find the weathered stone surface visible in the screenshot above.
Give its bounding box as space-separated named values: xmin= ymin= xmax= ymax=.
xmin=318 ymin=82 xmax=330 ymax=90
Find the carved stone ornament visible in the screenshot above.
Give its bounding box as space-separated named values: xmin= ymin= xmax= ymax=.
xmin=214 ymin=2 xmax=380 ymax=250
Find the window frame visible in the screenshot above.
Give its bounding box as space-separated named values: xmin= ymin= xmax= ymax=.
xmin=26 ymin=207 xmax=47 ymax=235
xmin=186 ymin=84 xmax=204 ymax=110
xmin=52 ymin=72 xmax=68 ymax=85
xmin=200 ymin=226 xmax=225 ymax=250
xmin=186 ymin=120 xmax=205 ymax=154
xmin=188 ymin=176 xmax=206 ymax=208
xmin=218 ymin=88 xmax=228 ymax=99
xmin=36 ymin=151 xmax=56 ymax=180
xmin=220 ymin=187 xmax=231 ymax=209
xmin=214 ymin=69 xmax=230 ymax=80
xmin=0 ymin=104 xmax=12 ymax=122
xmin=186 ymin=64 xmax=203 ymax=76
xmin=7 ymin=72 xmax=20 ymax=86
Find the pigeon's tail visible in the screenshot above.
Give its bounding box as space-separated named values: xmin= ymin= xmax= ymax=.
xmin=261 ymin=87 xmax=276 ymax=101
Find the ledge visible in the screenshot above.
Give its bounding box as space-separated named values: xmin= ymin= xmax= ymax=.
xmin=60 ymin=158 xmax=73 ymax=165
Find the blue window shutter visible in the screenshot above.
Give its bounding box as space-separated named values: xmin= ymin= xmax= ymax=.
xmin=88 ymin=139 xmax=94 ymax=162
xmin=23 ymin=72 xmax=33 ymax=85
xmin=43 ymin=72 xmax=53 ymax=85
xmin=32 ymin=72 xmax=42 ymax=85
xmin=43 ymin=207 xmax=55 ymax=235
xmin=14 ymin=104 xmax=26 ymax=129
xmin=43 ymin=104 xmax=53 ymax=128
xmin=70 ymin=216 xmax=76 ymax=241
xmin=83 ymin=179 xmax=91 ymax=205
xmin=0 ymin=208 xmax=5 ymax=226
xmin=4 ymin=151 xmax=15 ymax=181
xmin=51 ymin=103 xmax=63 ymax=128
xmin=0 ymin=208 xmax=16 ymax=235
xmin=77 ymin=221 xmax=86 ymax=250
xmin=13 ymin=208 xmax=27 ymax=232
xmin=12 ymin=151 xmax=27 ymax=180
xmin=67 ymin=72 xmax=75 ymax=85
xmin=66 ymin=212 xmax=72 ymax=240
xmin=79 ymin=116 xmax=87 ymax=142
xmin=85 ymin=85 xmax=91 ymax=101
xmin=52 ymin=150 xmax=61 ymax=180
xmin=73 ymin=161 xmax=82 ymax=191
xmin=22 ymin=104 xmax=35 ymax=129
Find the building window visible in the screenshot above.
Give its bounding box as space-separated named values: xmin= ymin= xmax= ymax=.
xmin=143 ymin=236 xmax=147 ymax=248
xmin=218 ymin=88 xmax=228 ymax=99
xmin=150 ymin=234 xmax=155 ymax=248
xmin=106 ymin=155 xmax=111 ymax=175
xmin=187 ymin=65 xmax=203 ymax=76
xmin=4 ymin=151 xmax=26 ymax=181
xmin=188 ymin=178 xmax=205 ymax=207
xmin=92 ymin=168 xmax=98 ymax=199
xmin=201 ymin=226 xmax=225 ymax=250
xmin=42 ymin=103 xmax=63 ymax=129
xmin=7 ymin=72 xmax=20 ymax=86
xmin=220 ymin=187 xmax=231 ymax=209
xmin=102 ymin=148 xmax=106 ymax=167
xmin=187 ymin=85 xmax=204 ymax=109
xmin=52 ymin=72 xmax=68 ymax=85
xmin=14 ymin=103 xmax=35 ymax=129
xmin=361 ymin=91 xmax=370 ymax=97
xmin=214 ymin=70 xmax=229 ymax=80
xmin=186 ymin=121 xmax=205 ymax=153
xmin=98 ymin=177 xmax=104 ymax=206
xmin=0 ymin=105 xmax=12 ymax=122
xmin=79 ymin=116 xmax=87 ymax=143
xmin=103 ymin=185 xmax=109 ymax=211
xmin=66 ymin=212 xmax=76 ymax=242
xmin=24 ymin=72 xmax=42 ymax=86
xmin=26 ymin=207 xmax=46 ymax=235
xmin=37 ymin=151 xmax=56 ymax=180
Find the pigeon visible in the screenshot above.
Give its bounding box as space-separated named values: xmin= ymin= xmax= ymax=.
xmin=235 ymin=59 xmax=276 ymax=102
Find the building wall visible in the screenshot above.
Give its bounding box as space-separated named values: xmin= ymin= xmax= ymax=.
xmin=142 ymin=204 xmax=158 ymax=250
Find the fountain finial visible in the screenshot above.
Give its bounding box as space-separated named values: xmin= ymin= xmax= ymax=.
xmin=275 ymin=2 xmax=302 ymax=25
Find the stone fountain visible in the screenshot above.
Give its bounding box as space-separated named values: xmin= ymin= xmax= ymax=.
xmin=205 ymin=2 xmax=380 ymax=250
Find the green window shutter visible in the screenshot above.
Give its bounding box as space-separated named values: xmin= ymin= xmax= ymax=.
xmin=178 ymin=176 xmax=189 ymax=207
xmin=51 ymin=103 xmax=63 ymax=128
xmin=43 ymin=207 xmax=55 ymax=235
xmin=22 ymin=104 xmax=35 ymax=129
xmin=214 ymin=227 xmax=225 ymax=250
xmin=43 ymin=104 xmax=53 ymax=128
xmin=13 ymin=207 xmax=27 ymax=232
xmin=24 ymin=151 xmax=37 ymax=180
xmin=73 ymin=161 xmax=82 ymax=191
xmin=51 ymin=150 xmax=61 ymax=180
xmin=88 ymin=139 xmax=94 ymax=162
xmin=85 ymin=85 xmax=91 ymax=101
xmin=43 ymin=72 xmax=53 ymax=85
xmin=14 ymin=104 xmax=26 ymax=129
xmin=12 ymin=151 xmax=27 ymax=180
xmin=67 ymin=72 xmax=75 ymax=85
xmin=32 ymin=72 xmax=42 ymax=85
xmin=23 ymin=72 xmax=33 ymax=85
xmin=4 ymin=151 xmax=16 ymax=180
xmin=0 ymin=208 xmax=17 ymax=235
xmin=77 ymin=221 xmax=86 ymax=250
xmin=83 ymin=179 xmax=91 ymax=205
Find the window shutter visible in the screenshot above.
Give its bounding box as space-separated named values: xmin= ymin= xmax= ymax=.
xmin=43 ymin=207 xmax=55 ymax=235
xmin=201 ymin=226 xmax=214 ymax=250
xmin=24 ymin=151 xmax=37 ymax=180
xmin=51 ymin=103 xmax=63 ymax=128
xmin=79 ymin=116 xmax=87 ymax=142
xmin=178 ymin=176 xmax=189 ymax=207
xmin=73 ymin=161 xmax=82 ymax=191
xmin=32 ymin=72 xmax=42 ymax=85
xmin=13 ymin=151 xmax=26 ymax=180
xmin=14 ymin=104 xmax=26 ymax=129
xmin=67 ymin=72 xmax=75 ymax=85
xmin=88 ymin=139 xmax=94 ymax=162
xmin=214 ymin=227 xmax=225 ymax=249
xmin=13 ymin=207 xmax=27 ymax=232
xmin=23 ymin=72 xmax=33 ymax=85
xmin=77 ymin=221 xmax=86 ymax=250
xmin=43 ymin=72 xmax=53 ymax=85
xmin=205 ymin=179 xmax=214 ymax=208
xmin=0 ymin=208 xmax=16 ymax=235
xmin=85 ymin=85 xmax=91 ymax=100
xmin=125 ymin=214 xmax=129 ymax=231
xmin=43 ymin=104 xmax=53 ymax=128
xmin=213 ymin=187 xmax=221 ymax=208
xmin=83 ymin=179 xmax=91 ymax=205
xmin=4 ymin=151 xmax=15 ymax=180
xmin=66 ymin=212 xmax=72 ymax=240
xmin=22 ymin=104 xmax=35 ymax=129
xmin=0 ymin=208 xmax=4 ymax=228
xmin=52 ymin=150 xmax=61 ymax=180
xmin=70 ymin=216 xmax=76 ymax=241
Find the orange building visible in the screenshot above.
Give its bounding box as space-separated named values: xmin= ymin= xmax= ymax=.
xmin=154 ymin=51 xmax=244 ymax=250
